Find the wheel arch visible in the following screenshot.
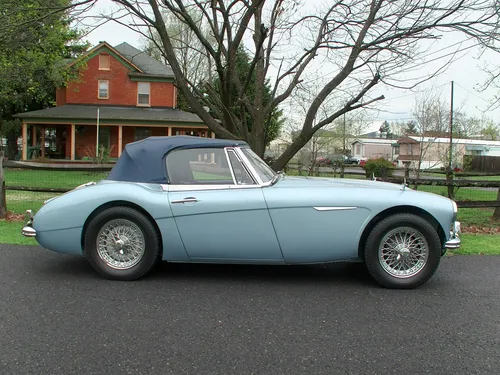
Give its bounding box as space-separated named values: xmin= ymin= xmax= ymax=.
xmin=81 ymin=200 xmax=163 ymax=256
xmin=357 ymin=205 xmax=447 ymax=259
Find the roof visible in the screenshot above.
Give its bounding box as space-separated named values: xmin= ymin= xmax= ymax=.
xmin=65 ymin=41 xmax=174 ymax=79
xmin=351 ymin=138 xmax=395 ymax=145
xmin=113 ymin=42 xmax=174 ymax=77
xmin=106 ymin=136 xmax=248 ymax=184
xmin=404 ymin=136 xmax=500 ymax=147
xmin=15 ymin=104 xmax=203 ymax=124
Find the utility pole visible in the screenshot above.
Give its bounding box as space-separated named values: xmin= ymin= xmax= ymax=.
xmin=447 ymin=81 xmax=454 ymax=199
xmin=96 ymin=107 xmax=100 ymax=158
xmin=340 ymin=113 xmax=346 ymax=178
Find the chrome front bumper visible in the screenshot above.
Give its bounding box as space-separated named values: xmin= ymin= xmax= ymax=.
xmin=445 ymin=221 xmax=461 ymax=250
xmin=21 ymin=209 xmax=37 ymax=238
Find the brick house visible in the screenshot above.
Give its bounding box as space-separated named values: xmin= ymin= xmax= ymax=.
xmin=15 ymin=41 xmax=210 ymax=161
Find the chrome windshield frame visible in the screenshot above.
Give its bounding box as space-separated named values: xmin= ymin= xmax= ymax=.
xmin=234 ymin=146 xmax=276 ymax=186
xmin=162 ymin=145 xmax=269 ymax=192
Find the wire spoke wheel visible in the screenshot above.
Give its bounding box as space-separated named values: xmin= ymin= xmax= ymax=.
xmin=378 ymin=227 xmax=429 ymax=278
xmin=97 ymin=219 xmax=146 ymax=270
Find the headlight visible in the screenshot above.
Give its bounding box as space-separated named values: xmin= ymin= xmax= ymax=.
xmin=452 ymin=201 xmax=458 ymax=214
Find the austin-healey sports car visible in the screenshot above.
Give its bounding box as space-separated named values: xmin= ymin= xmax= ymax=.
xmin=22 ymin=136 xmax=461 ymax=289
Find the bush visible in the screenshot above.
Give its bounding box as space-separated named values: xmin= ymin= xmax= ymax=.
xmin=363 ymin=158 xmax=394 ymax=179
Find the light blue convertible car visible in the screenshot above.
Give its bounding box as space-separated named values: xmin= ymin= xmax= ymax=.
xmin=22 ymin=136 xmax=460 ymax=288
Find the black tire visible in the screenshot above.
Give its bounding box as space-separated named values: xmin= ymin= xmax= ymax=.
xmin=83 ymin=206 xmax=161 ymax=280
xmin=363 ymin=213 xmax=442 ymax=289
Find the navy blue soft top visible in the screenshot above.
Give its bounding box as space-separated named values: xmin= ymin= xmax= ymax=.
xmin=106 ymin=136 xmax=248 ymax=183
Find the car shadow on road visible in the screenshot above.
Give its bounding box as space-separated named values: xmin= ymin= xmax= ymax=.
xmin=37 ymin=254 xmax=376 ymax=287
xmin=146 ymin=261 xmax=376 ymax=287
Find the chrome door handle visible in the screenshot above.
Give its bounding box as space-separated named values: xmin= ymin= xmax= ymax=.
xmin=171 ymin=197 xmax=198 ymax=204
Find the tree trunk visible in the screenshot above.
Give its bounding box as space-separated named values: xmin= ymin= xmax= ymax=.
xmin=493 ymin=188 xmax=500 ymax=221
xmin=272 ymin=131 xmax=312 ymax=171
xmin=6 ymin=130 xmax=17 ymax=160
xmin=0 ymin=151 xmax=7 ymax=218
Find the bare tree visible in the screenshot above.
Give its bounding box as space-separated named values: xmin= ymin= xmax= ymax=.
xmin=141 ymin=8 xmax=213 ymax=90
xmin=66 ymin=0 xmax=500 ymax=170
xmin=410 ymin=91 xmax=450 ymax=178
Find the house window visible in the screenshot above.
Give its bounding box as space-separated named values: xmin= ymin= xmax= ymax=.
xmin=99 ymin=54 xmax=110 ymax=70
xmin=134 ymin=127 xmax=151 ymax=141
xmin=355 ymin=144 xmax=361 ymax=155
xmin=408 ymin=144 xmax=413 ymax=154
xmin=98 ymin=80 xmax=109 ymax=99
xmin=137 ymin=82 xmax=150 ymax=106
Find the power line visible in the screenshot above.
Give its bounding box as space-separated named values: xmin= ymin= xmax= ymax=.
xmin=454 ymin=82 xmax=491 ymax=104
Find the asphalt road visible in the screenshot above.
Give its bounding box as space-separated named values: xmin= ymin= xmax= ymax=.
xmin=1 ymin=244 xmax=499 ymax=375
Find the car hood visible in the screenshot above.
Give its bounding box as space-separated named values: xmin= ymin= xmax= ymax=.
xmin=275 ymin=175 xmax=404 ymax=190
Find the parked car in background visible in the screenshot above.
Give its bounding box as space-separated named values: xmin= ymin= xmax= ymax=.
xmin=315 ymin=154 xmax=348 ymax=166
xmin=22 ymin=136 xmax=460 ymax=289
xmin=345 ymin=156 xmax=360 ymax=165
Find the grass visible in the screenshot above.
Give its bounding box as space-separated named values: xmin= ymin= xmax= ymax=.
xmin=4 ymin=168 xmax=108 ymax=189
xmin=457 ymin=208 xmax=498 ymax=227
xmin=1 ymin=219 xmax=498 ymax=255
xmin=414 ymin=185 xmax=497 ymax=201
xmin=0 ymin=220 xmax=38 ymax=245
xmin=450 ymin=234 xmax=500 ymax=255
xmin=6 ymin=191 xmax=62 ymax=214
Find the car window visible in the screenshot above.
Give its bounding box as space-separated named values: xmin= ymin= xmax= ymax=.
xmin=166 ymin=148 xmax=234 ymax=185
xmin=227 ymin=150 xmax=255 ymax=185
xmin=240 ymin=147 xmax=276 ymax=183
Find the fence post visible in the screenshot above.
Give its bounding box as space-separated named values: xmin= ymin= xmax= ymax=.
xmin=0 ymin=151 xmax=6 ymax=218
xmin=446 ymin=168 xmax=455 ymax=200
xmin=493 ymin=188 xmax=500 ymax=221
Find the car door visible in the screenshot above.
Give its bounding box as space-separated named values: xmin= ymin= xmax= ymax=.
xmin=166 ymin=147 xmax=283 ymax=263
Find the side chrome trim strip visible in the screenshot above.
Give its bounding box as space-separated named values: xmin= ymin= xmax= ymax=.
xmin=160 ymin=184 xmax=262 ymax=192
xmin=313 ymin=206 xmax=357 ymax=211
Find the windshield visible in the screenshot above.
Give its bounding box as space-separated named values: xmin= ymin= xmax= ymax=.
xmin=240 ymin=147 xmax=276 ymax=183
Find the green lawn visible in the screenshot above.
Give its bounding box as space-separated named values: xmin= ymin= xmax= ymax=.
xmin=6 ymin=191 xmax=62 ymax=214
xmin=450 ymin=234 xmax=500 ymax=255
xmin=0 ymin=220 xmax=38 ymax=245
xmin=4 ymin=168 xmax=108 ymax=189
xmin=414 ymin=185 xmax=497 ymax=201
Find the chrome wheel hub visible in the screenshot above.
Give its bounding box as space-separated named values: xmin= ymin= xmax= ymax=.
xmin=97 ymin=219 xmax=145 ymax=270
xmin=378 ymin=227 xmax=429 ymax=278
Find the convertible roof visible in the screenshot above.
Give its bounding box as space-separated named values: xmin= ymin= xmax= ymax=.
xmin=106 ymin=136 xmax=248 ymax=183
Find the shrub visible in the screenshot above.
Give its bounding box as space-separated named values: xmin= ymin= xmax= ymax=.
xmin=363 ymin=157 xmax=394 ymax=179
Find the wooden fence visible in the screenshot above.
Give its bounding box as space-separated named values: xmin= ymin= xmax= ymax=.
xmin=466 ymin=155 xmax=500 ymax=173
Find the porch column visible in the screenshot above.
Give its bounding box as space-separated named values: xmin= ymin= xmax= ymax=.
xmin=118 ymin=125 xmax=123 ymax=158
xmin=211 ymin=131 xmax=215 ymax=139
xmin=22 ymin=122 xmax=28 ymax=160
xmin=70 ymin=124 xmax=76 ymax=161
xmin=41 ymin=127 xmax=46 ymax=158
xmin=167 ymin=126 xmax=172 ymax=136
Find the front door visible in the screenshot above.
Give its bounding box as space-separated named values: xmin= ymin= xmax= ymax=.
xmin=166 ymin=147 xmax=283 ymax=262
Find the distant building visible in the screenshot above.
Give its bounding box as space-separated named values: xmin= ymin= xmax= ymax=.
xmin=351 ymin=138 xmax=398 ymax=161
xmin=397 ymin=136 xmax=500 ymax=169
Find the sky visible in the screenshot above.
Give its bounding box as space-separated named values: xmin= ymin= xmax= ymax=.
xmin=80 ymin=0 xmax=500 ymax=134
